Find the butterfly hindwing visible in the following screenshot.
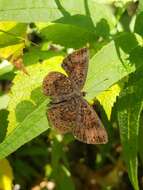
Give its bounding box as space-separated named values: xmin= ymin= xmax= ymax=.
xmin=62 ymin=48 xmax=88 ymax=90
xmin=47 ymin=97 xmax=79 ymax=134
xmin=72 ymin=98 xmax=108 ymax=144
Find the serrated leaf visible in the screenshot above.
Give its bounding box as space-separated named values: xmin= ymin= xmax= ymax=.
xmin=118 ymin=75 xmax=143 ymax=190
xmin=96 ymin=84 xmax=121 ymax=120
xmin=0 ymin=159 xmax=13 ymax=190
xmin=0 ymin=0 xmax=116 ymax=30
xmin=37 ymin=22 xmax=97 ymax=48
xmin=0 ymin=22 xmax=27 ymax=47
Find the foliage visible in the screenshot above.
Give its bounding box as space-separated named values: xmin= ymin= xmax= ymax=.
xmin=0 ymin=0 xmax=143 ymax=189
xmin=0 ymin=159 xmax=13 ymax=190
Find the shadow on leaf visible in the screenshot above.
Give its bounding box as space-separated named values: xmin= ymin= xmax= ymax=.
xmin=0 ymin=109 xmax=9 ymax=143
xmin=15 ymin=87 xmax=48 ymax=123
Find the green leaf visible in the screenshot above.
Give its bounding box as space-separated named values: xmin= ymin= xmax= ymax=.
xmin=37 ymin=22 xmax=97 ymax=48
xmin=137 ymin=0 xmax=143 ymax=13
xmin=84 ymin=32 xmax=140 ymax=101
xmin=0 ymin=0 xmax=116 ymax=29
xmin=0 ymin=110 xmax=9 ymax=143
xmin=0 ymin=22 xmax=27 ymax=47
xmin=97 ymin=84 xmax=121 ymax=120
xmin=138 ymin=112 xmax=143 ymax=165
xmin=0 ymin=52 xmax=64 ymax=159
xmin=134 ymin=12 xmax=143 ymax=37
xmin=0 ymin=32 xmax=141 ymax=159
xmin=118 ymin=74 xmax=143 ymax=190
xmin=24 ymin=46 xmax=64 ymax=62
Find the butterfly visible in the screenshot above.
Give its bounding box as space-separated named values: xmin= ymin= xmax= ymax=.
xmin=42 ymin=48 xmax=108 ymax=144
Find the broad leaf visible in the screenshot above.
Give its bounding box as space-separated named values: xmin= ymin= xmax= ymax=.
xmin=0 ymin=0 xmax=116 ymax=30
xmin=37 ymin=22 xmax=97 ymax=48
xmin=84 ymin=32 xmax=140 ymax=101
xmin=0 ymin=22 xmax=27 ymax=47
xmin=0 ymin=51 xmax=64 ymax=159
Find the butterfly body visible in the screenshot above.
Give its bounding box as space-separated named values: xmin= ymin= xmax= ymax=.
xmin=43 ymin=48 xmax=108 ymax=144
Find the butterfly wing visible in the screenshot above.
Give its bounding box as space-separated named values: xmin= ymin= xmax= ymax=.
xmin=72 ymin=98 xmax=108 ymax=144
xmin=47 ymin=97 xmax=79 ymax=134
xmin=62 ymin=48 xmax=88 ymax=90
xmin=43 ymin=71 xmax=75 ymax=103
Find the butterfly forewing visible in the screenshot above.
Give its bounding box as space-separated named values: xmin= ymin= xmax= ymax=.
xmin=43 ymin=71 xmax=75 ymax=103
xmin=72 ymin=98 xmax=108 ymax=144
xmin=62 ymin=48 xmax=88 ymax=90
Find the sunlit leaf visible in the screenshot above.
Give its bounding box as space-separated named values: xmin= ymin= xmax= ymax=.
xmin=37 ymin=22 xmax=97 ymax=48
xmin=0 ymin=22 xmax=27 ymax=47
xmin=0 ymin=43 xmax=25 ymax=59
xmin=0 ymin=60 xmax=13 ymax=76
xmin=97 ymin=84 xmax=121 ymax=120
xmin=84 ymin=32 xmax=140 ymax=101
xmin=0 ymin=159 xmax=13 ymax=190
xmin=0 ymin=51 xmax=64 ymax=159
xmin=0 ymin=94 xmax=9 ymax=110
xmin=0 ymin=0 xmax=116 ymax=30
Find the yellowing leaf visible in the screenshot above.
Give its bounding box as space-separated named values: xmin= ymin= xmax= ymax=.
xmin=96 ymin=84 xmax=121 ymax=120
xmin=0 ymin=159 xmax=13 ymax=190
xmin=0 ymin=22 xmax=17 ymax=32
xmin=0 ymin=43 xmax=25 ymax=59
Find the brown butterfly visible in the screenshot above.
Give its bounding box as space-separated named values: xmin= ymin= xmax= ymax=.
xmin=43 ymin=48 xmax=108 ymax=144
